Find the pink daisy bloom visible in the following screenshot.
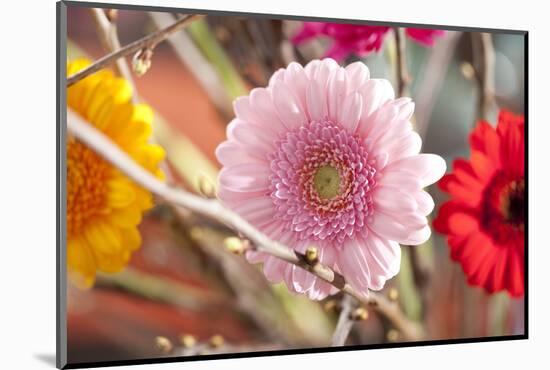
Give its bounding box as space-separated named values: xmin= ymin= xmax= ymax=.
xmin=216 ymin=59 xmax=446 ymax=300
xmin=292 ymin=22 xmax=444 ymax=61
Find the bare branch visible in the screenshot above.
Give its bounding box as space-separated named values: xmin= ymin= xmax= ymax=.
xmin=408 ymin=247 xmax=432 ymax=319
xmin=67 ymin=13 xmax=204 ymax=86
xmin=331 ymin=295 xmax=356 ymax=346
xmin=471 ymin=32 xmax=497 ymax=121
xmin=90 ymin=8 xmax=137 ymax=102
xmin=66 ymin=108 xmax=424 ymax=341
xmin=394 ymin=28 xmax=411 ymax=97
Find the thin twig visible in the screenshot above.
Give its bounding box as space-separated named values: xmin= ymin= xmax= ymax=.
xmin=331 ymin=295 xmax=356 ymax=346
xmin=66 ymin=108 xmax=423 ymax=341
xmin=394 ymin=28 xmax=410 ymax=97
xmin=90 ymin=8 xmax=137 ymax=102
xmin=67 ymin=14 xmax=204 ymax=86
xmin=408 ymin=247 xmax=431 ymax=319
xmin=471 ymin=32 xmax=496 ymax=121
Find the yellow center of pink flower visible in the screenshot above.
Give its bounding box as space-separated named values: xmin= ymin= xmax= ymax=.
xmin=313 ymin=165 xmax=341 ymax=199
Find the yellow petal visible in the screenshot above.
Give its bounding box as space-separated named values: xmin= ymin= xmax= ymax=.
xmin=84 ymin=221 xmax=122 ymax=254
xmin=107 ymin=178 xmax=136 ymax=208
xmin=104 ymin=102 xmax=134 ymax=139
xmin=120 ymin=227 xmax=142 ymax=252
xmin=110 ymin=79 xmax=133 ymax=104
xmin=132 ymin=104 xmax=154 ymax=126
xmin=67 ymin=236 xmax=97 ymax=289
xmin=89 ymin=95 xmax=114 ymax=131
xmin=109 ymin=203 xmax=142 ymax=228
xmin=133 ymin=144 xmax=166 ymax=172
xmin=133 ymin=186 xmax=154 ymax=210
xmin=84 ymin=222 xmax=129 ymax=273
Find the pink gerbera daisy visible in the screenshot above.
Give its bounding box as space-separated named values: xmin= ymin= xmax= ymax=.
xmin=292 ymin=22 xmax=444 ymax=61
xmin=216 ymin=59 xmax=446 ymax=300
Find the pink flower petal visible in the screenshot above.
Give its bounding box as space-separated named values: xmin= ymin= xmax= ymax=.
xmin=327 ymin=67 xmax=347 ymax=123
xmin=338 ymin=92 xmax=362 ymax=133
xmin=234 ymin=196 xmax=276 ymax=225
xmin=339 ymin=238 xmax=372 ymax=297
xmin=306 ymin=79 xmax=328 ymax=121
xmin=364 ymin=233 xmax=401 ymax=289
xmin=385 ymin=131 xmax=422 ymax=161
xmin=368 ymin=211 xmax=410 ymax=242
xmin=414 ymin=190 xmax=435 ymax=216
xmin=249 ymin=88 xmax=288 ymax=136
xmin=345 ymin=61 xmax=370 ymax=92
xmin=384 ymin=154 xmax=447 ymax=187
xmin=374 ymin=186 xmax=418 ymax=213
xmin=263 ymin=256 xmax=287 ymax=283
xmin=401 ymin=225 xmax=432 ymax=245
xmin=219 ymin=163 xmax=271 ymax=192
xmin=215 ymin=140 xmax=266 ymax=166
xmin=271 ymin=79 xmax=308 ymax=129
xmin=359 ymin=79 xmax=395 ymax=119
xmin=284 ymin=62 xmax=309 ymax=113
xmin=377 ymin=169 xmax=422 ymax=190
xmin=227 ymin=118 xmax=276 ymax=153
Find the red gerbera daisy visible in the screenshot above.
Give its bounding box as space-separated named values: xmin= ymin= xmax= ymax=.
xmin=433 ymin=110 xmax=525 ymax=297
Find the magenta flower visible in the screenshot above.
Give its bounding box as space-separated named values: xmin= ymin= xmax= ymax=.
xmin=292 ymin=22 xmax=444 ymax=61
xmin=216 ymin=59 xmax=446 ymax=300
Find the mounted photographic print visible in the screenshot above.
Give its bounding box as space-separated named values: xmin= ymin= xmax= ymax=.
xmin=56 ymin=1 xmax=527 ymax=368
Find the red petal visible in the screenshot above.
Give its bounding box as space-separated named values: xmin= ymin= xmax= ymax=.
xmin=506 ymin=245 xmax=524 ymax=296
xmin=470 ymin=150 xmax=497 ymax=183
xmin=469 ymin=120 xmax=501 ymax=166
xmin=466 ymin=244 xmax=497 ymax=288
xmin=453 ymin=159 xmax=485 ymax=194
xmin=460 ymin=231 xmax=494 ymax=276
xmin=438 ymin=173 xmax=455 ymax=192
xmin=497 ymin=110 xmax=525 ymax=177
xmin=447 ymin=212 xmax=480 ymax=236
xmin=433 ymin=201 xmax=472 ymax=234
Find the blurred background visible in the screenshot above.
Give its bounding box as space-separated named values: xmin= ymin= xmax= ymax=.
xmin=66 ymin=5 xmax=525 ymax=366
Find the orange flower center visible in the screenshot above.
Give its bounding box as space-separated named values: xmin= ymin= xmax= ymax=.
xmin=67 ymin=138 xmax=110 ymax=238
xmin=481 ymin=171 xmax=524 ymax=245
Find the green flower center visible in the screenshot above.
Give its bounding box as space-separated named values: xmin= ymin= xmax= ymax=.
xmin=313 ymin=165 xmax=341 ymax=199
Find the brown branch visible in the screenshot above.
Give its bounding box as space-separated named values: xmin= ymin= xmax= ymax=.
xmin=90 ymin=8 xmax=137 ymax=102
xmin=67 ymin=13 xmax=204 ymax=86
xmin=471 ymin=32 xmax=496 ymax=121
xmin=394 ymin=28 xmax=410 ymax=97
xmin=331 ymin=295 xmax=356 ymax=346
xmin=408 ymin=247 xmax=431 ymax=319
xmin=66 ymin=108 xmax=424 ymax=341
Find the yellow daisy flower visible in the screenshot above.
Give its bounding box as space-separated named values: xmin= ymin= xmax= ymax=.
xmin=67 ymin=58 xmax=164 ymax=288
